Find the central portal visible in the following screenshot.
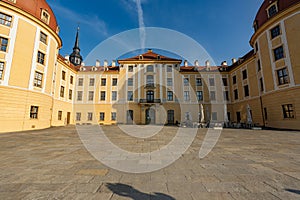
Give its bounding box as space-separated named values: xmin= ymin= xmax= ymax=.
xmin=145 ymin=107 xmax=156 ymax=125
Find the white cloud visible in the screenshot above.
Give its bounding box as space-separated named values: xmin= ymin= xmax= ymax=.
xmin=50 ymin=2 xmax=108 ymax=36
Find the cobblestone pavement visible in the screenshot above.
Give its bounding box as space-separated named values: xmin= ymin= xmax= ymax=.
xmin=0 ymin=125 xmax=300 ymax=200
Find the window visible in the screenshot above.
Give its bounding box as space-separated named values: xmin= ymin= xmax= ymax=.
xmin=128 ymin=65 xmax=133 ymax=72
xmin=0 ymin=37 xmax=8 ymax=52
xmin=127 ymin=91 xmax=133 ymax=101
xmin=167 ymin=65 xmax=172 ymax=72
xmin=212 ymin=112 xmax=218 ymax=121
xmin=277 ymin=68 xmax=289 ymax=85
xmin=112 ymin=78 xmax=118 ymax=86
xmin=210 ymin=91 xmax=216 ymax=101
xmin=242 ymin=70 xmax=247 ymax=80
xmin=209 ymin=78 xmax=215 ymax=86
xmin=146 ymin=90 xmax=154 ymax=101
xmin=60 ymin=86 xmax=64 ymax=97
xmin=223 ymin=91 xmax=229 ymax=101
xmin=282 ymin=104 xmax=294 ymax=119
xmin=0 ymin=62 xmax=4 ymax=79
xmin=184 ymin=91 xmax=190 ymax=101
xmin=146 ymin=75 xmax=154 ymax=86
xmin=260 ymin=78 xmax=264 ymax=92
xmin=30 ymin=106 xmax=39 ymax=119
xmin=76 ymin=112 xmax=81 ymax=121
xmin=232 ymin=75 xmax=237 ymax=84
xmin=234 ymin=89 xmax=238 ymax=100
xmin=40 ymin=32 xmax=47 ymax=44
xmin=88 ymin=91 xmax=94 ymax=101
xmin=41 ymin=10 xmax=50 ymax=24
xmin=244 ymin=85 xmax=249 ymax=97
xmin=87 ymin=112 xmax=93 ymax=121
xmin=167 ymin=78 xmax=173 ymax=86
xmin=101 ymin=78 xmax=106 ymax=86
xmin=197 ymin=91 xmax=203 ymax=101
xmin=89 ymin=78 xmax=95 ymax=86
xmin=111 ymin=112 xmax=117 ymax=121
xmin=222 ymin=78 xmax=228 ymax=86
xmin=37 ymin=51 xmax=45 ymax=65
xmin=112 ymin=91 xmax=117 ymax=101
xmin=69 ymin=89 xmax=72 ymax=100
xmin=271 ymin=25 xmax=281 ymax=39
xmin=184 ymin=78 xmax=189 ymax=86
xmin=167 ymin=91 xmax=173 ymax=101
xmin=100 ymin=91 xmax=106 ymax=101
xmin=77 ymin=91 xmax=83 ymax=101
xmin=61 ymin=71 xmax=66 ymax=80
xmin=268 ymin=4 xmax=278 ymax=18
xmin=58 ymin=111 xmax=62 ymax=121
xmin=33 ymin=71 xmax=43 ymax=88
xmin=274 ymin=46 xmax=284 ymax=61
xmin=0 ymin=12 xmax=12 ymax=27
xmin=128 ymin=78 xmax=133 ymax=86
xmin=257 ymin=59 xmax=261 ymax=72
xmin=147 ymin=65 xmax=154 ymax=72
xmin=78 ymin=78 xmax=83 ymax=86
xmin=70 ymin=75 xmax=73 ymax=84
xmin=100 ymin=112 xmax=105 ymax=121
xmin=196 ymin=78 xmax=202 ymax=86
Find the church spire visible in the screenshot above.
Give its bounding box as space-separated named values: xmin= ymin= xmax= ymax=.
xmin=69 ymin=26 xmax=82 ymax=66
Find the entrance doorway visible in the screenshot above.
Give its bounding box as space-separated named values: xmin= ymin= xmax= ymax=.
xmin=67 ymin=112 xmax=71 ymax=124
xmin=167 ymin=110 xmax=174 ymax=125
xmin=127 ymin=110 xmax=134 ymax=124
xmin=145 ymin=107 xmax=156 ymax=124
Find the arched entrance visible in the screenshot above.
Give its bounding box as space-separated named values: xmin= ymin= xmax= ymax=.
xmin=145 ymin=107 xmax=156 ymax=125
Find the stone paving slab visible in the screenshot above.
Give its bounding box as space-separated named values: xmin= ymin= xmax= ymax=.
xmin=0 ymin=125 xmax=300 ymax=199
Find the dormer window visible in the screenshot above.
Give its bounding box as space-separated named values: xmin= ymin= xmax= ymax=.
xmin=157 ymin=55 xmax=161 ymax=60
xmin=8 ymin=0 xmax=16 ymax=3
xmin=41 ymin=10 xmax=50 ymax=24
xmin=267 ymin=3 xmax=278 ymax=18
xmin=139 ymin=55 xmax=143 ymax=60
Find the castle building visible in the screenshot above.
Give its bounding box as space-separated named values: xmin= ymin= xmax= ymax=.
xmin=0 ymin=0 xmax=299 ymax=133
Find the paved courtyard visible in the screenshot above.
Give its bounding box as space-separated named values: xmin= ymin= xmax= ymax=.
xmin=0 ymin=125 xmax=300 ymax=200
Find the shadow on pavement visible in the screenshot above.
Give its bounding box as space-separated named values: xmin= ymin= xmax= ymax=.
xmin=106 ymin=183 xmax=176 ymax=200
xmin=285 ymin=189 xmax=300 ymax=195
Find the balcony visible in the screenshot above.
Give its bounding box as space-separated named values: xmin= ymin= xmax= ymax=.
xmin=139 ymin=99 xmax=161 ymax=104
xmin=144 ymin=83 xmax=155 ymax=89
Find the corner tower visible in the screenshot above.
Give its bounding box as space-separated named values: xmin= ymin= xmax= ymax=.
xmin=69 ymin=27 xmax=83 ymax=66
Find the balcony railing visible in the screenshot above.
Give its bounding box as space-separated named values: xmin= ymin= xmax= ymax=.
xmin=144 ymin=83 xmax=155 ymax=88
xmin=139 ymin=99 xmax=161 ymax=104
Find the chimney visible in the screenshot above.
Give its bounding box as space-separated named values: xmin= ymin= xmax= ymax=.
xmin=81 ymin=62 xmax=85 ymax=66
xmin=104 ymin=60 xmax=108 ymax=67
xmin=205 ymin=60 xmax=210 ymax=67
xmin=184 ymin=60 xmax=188 ymax=67
xmin=95 ymin=60 xmax=100 ymax=67
xmin=148 ymin=49 xmax=152 ymax=53
xmin=221 ymin=61 xmax=228 ymax=66
xmin=112 ymin=60 xmax=116 ymax=67
xmin=232 ymin=58 xmax=237 ymax=64
xmin=194 ymin=60 xmax=199 ymax=67
xmin=64 ymin=55 xmax=69 ymax=60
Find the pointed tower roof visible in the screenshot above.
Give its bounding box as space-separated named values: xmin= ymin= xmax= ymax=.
xmin=69 ymin=26 xmax=83 ymax=66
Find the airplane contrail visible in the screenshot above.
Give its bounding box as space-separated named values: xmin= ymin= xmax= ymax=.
xmin=135 ymin=0 xmax=146 ymax=50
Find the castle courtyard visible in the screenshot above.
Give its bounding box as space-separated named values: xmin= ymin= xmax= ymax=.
xmin=0 ymin=126 xmax=299 ymax=200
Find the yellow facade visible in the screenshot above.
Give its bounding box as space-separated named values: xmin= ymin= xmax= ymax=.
xmin=0 ymin=0 xmax=299 ymax=133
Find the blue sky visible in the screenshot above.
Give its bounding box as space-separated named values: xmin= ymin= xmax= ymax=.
xmin=47 ymin=0 xmax=263 ymax=66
